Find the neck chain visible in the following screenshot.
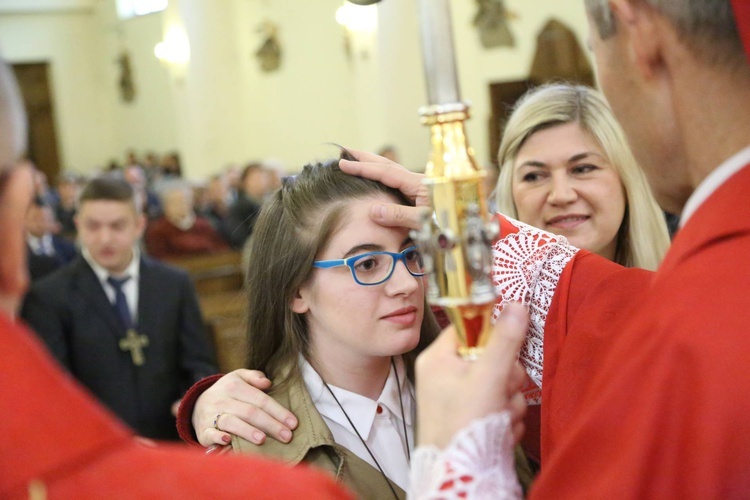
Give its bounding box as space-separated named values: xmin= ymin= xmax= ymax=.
xmin=319 ymin=357 xmax=410 ymax=500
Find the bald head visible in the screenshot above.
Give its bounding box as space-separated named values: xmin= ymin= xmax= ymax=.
xmin=0 ymin=58 xmax=27 ymax=169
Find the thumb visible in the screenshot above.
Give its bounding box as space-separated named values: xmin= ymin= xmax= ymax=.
xmin=479 ymin=303 xmax=528 ymax=386
xmin=369 ymin=202 xmax=425 ymax=230
xmin=236 ymin=369 xmax=272 ymax=389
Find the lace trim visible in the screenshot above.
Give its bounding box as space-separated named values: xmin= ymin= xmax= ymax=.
xmin=409 ymin=412 xmax=522 ymax=500
xmin=490 ymin=217 xmax=579 ymax=403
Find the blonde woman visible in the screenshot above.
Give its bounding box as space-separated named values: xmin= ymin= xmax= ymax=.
xmin=495 ymin=83 xmax=670 ymax=271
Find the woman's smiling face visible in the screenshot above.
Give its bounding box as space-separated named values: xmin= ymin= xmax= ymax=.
xmin=511 ymin=121 xmax=626 ymax=260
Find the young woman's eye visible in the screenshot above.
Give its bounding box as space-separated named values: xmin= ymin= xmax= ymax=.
xmin=404 ymin=249 xmax=425 ymax=271
xmin=354 ymin=257 xmax=379 ymax=273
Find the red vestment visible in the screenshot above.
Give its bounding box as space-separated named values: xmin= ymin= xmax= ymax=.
xmin=1 ymin=312 xmax=351 ymax=499
xmin=532 ymin=163 xmax=750 ymax=498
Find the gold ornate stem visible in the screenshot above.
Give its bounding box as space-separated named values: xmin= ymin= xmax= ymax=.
xmin=413 ymin=103 xmax=498 ymax=360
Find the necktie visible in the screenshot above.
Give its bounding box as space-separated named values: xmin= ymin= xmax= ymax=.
xmin=107 ymin=275 xmax=132 ymax=329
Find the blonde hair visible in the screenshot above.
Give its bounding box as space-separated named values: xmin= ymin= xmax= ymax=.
xmin=496 ymin=83 xmax=670 ymax=270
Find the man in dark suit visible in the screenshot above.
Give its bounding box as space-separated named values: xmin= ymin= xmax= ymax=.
xmin=22 ymin=176 xmax=218 ymax=440
xmin=25 ymin=197 xmax=77 ymax=280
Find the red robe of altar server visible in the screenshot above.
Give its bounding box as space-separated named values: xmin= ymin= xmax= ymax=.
xmin=0 ymin=312 xmax=351 ymax=499
xmin=532 ymin=161 xmax=750 ymax=497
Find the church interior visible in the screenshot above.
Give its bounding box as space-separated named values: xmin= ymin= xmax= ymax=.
xmin=0 ymin=0 xmax=594 ymax=181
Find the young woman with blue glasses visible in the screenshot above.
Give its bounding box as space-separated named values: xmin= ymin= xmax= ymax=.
xmin=227 ymin=154 xmax=442 ymax=499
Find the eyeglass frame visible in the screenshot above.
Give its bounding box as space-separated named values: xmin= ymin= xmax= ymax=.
xmin=312 ymin=245 xmax=426 ymax=286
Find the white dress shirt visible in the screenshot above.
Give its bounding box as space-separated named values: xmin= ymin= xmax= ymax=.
xmin=680 ymin=144 xmax=750 ymax=227
xmin=82 ymin=246 xmax=141 ymax=325
xmin=27 ymin=233 xmax=54 ymax=256
xmin=301 ymin=356 xmax=415 ymax=491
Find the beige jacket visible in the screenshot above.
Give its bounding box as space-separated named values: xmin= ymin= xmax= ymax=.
xmin=231 ymin=371 xmax=405 ymax=500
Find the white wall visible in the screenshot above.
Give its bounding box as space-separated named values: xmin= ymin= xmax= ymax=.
xmin=0 ymin=0 xmax=593 ymax=179
xmin=97 ymin=1 xmax=179 ymax=164
xmin=0 ymin=9 xmax=115 ymax=172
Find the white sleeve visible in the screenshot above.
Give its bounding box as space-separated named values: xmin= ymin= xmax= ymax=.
xmin=408 ymin=412 xmax=522 ymax=500
xmin=490 ymin=215 xmax=579 ymax=403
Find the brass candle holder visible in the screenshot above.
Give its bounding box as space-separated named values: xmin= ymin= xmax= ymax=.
xmin=412 ymin=102 xmax=498 ymax=360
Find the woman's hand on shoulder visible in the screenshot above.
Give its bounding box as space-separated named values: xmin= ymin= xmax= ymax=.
xmin=193 ymin=369 xmax=299 ymax=447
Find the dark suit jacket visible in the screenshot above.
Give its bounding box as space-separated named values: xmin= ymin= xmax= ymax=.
xmin=21 ymin=255 xmax=218 ymax=440
xmin=26 ymin=236 xmax=77 ymax=281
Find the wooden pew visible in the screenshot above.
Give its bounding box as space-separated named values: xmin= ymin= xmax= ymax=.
xmin=199 ymin=290 xmax=248 ymax=372
xmin=166 ymin=250 xmax=245 ymax=295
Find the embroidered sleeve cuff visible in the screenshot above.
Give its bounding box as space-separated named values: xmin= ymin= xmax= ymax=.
xmin=409 ymin=412 xmax=522 ymax=500
xmin=490 ymin=214 xmax=579 ymax=402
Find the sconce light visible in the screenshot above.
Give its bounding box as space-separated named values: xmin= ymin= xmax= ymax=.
xmin=336 ymin=2 xmax=378 ymax=32
xmin=335 ymin=2 xmax=378 ymax=59
xmin=154 ymin=27 xmax=190 ymax=65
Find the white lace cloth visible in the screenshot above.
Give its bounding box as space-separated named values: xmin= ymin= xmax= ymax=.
xmin=491 ymin=216 xmax=579 ymax=404
xmin=409 ymin=412 xmax=521 ymax=500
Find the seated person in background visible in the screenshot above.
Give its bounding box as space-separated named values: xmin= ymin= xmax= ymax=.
xmin=205 ymin=154 xmax=526 ymax=498
xmin=52 ymin=172 xmax=81 ymax=240
xmin=25 ymin=196 xmax=77 ymax=281
xmin=226 ymin=162 xmax=267 ymax=248
xmin=145 ymin=180 xmax=229 ymax=260
xmin=22 ymin=176 xmax=218 ymax=440
xmin=376 ymin=145 xmax=400 ymax=164
xmin=124 ymin=163 xmax=162 ymax=219
xmin=195 ymin=173 xmax=232 ymax=239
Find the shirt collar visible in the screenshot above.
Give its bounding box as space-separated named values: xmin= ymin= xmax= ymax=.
xmin=301 ymin=356 xmax=413 ymax=442
xmin=680 ymin=144 xmax=750 ymax=227
xmin=26 ymin=234 xmax=52 ymax=253
xmin=82 ymin=246 xmax=141 ymax=284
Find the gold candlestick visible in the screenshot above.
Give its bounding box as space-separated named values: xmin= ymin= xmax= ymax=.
xmin=413 ymin=103 xmax=498 ymax=360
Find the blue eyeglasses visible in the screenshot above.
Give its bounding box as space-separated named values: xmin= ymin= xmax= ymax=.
xmin=313 ymin=246 xmax=426 ymax=286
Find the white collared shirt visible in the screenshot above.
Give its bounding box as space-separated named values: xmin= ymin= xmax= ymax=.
xmin=680 ymin=145 xmax=750 ymax=227
xmin=301 ymin=356 xmax=415 ymax=492
xmin=27 ymin=233 xmax=54 ymax=256
xmin=82 ymin=246 xmax=141 ymax=325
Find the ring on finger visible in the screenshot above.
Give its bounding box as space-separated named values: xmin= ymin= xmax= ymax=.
xmin=213 ymin=413 xmax=224 ymax=431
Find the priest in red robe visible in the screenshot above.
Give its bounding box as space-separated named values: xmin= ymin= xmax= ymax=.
xmin=409 ymin=0 xmax=750 ymax=498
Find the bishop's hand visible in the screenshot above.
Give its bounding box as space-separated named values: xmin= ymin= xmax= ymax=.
xmin=415 ymin=303 xmax=528 ymax=449
xmin=339 ymin=148 xmax=431 ymax=230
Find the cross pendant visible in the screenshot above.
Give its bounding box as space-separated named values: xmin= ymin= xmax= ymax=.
xmin=119 ymin=328 xmax=149 ymax=366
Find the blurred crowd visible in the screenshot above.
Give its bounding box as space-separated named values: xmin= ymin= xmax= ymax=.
xmin=26 ymin=150 xmax=288 ymax=280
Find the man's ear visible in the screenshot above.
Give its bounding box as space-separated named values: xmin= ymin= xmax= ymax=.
xmin=610 ymin=0 xmax=665 ymax=80
xmin=0 ymin=164 xmax=34 ymax=316
xmin=291 ymin=287 xmax=309 ymax=315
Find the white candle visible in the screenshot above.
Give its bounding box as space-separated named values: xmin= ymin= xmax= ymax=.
xmin=416 ymin=0 xmax=462 ymax=105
